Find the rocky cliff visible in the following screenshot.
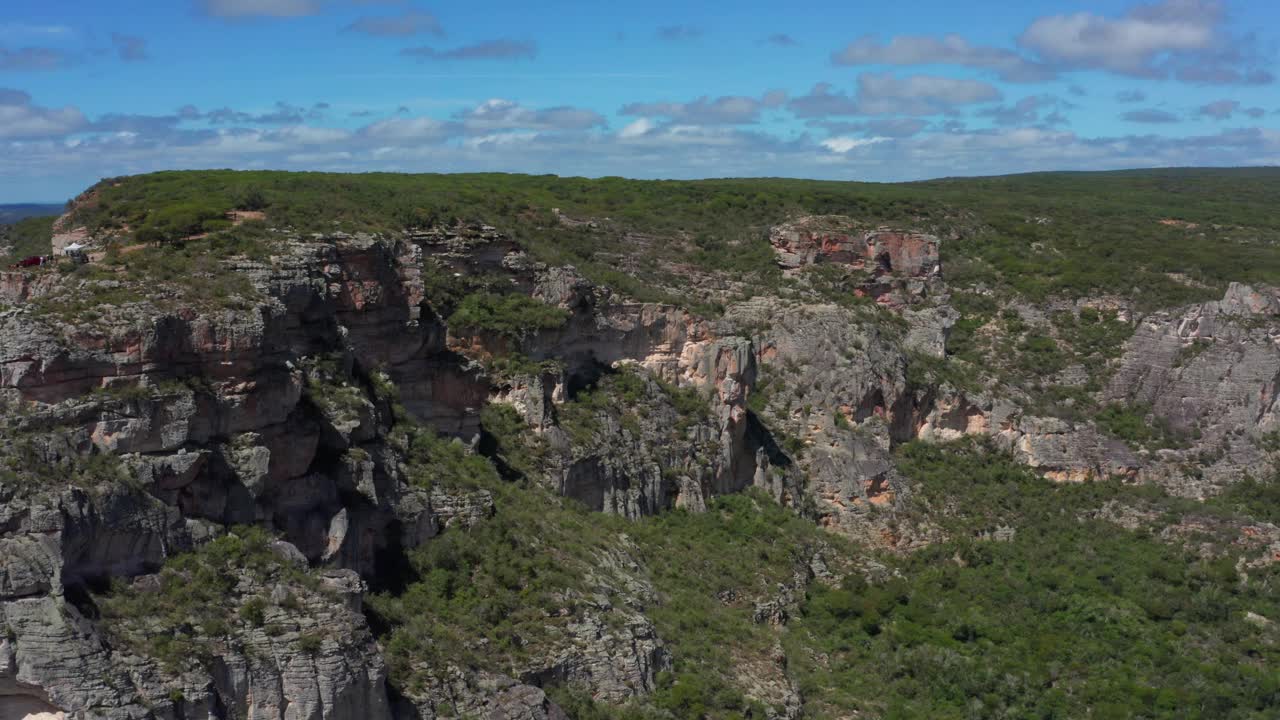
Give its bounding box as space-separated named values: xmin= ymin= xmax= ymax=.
xmin=3 ymin=174 xmax=1279 ymax=719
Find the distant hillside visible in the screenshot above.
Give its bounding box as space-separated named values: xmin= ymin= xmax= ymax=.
xmin=0 ymin=203 xmax=63 ymax=224
xmin=63 ymin=167 xmax=1280 ymax=311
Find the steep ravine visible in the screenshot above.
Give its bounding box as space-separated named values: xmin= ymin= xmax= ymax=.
xmin=2 ymin=199 xmax=1280 ymax=718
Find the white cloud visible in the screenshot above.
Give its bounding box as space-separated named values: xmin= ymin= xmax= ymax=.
xmin=787 ymin=74 xmax=1001 ymax=118
xmin=821 ymin=136 xmax=890 ymax=153
xmin=286 ymin=150 xmax=353 ymax=163
xmin=4 ymin=84 xmax=1280 ymax=201
xmin=360 ymin=116 xmax=449 ymax=141
xmin=344 ymin=10 xmax=444 ymax=37
xmin=830 ymin=1 xmax=1270 ymax=87
xmin=269 ymin=125 xmax=350 ymax=144
xmin=0 ymin=90 xmax=87 ymax=139
xmin=833 ymin=34 xmax=1054 ymax=82
xmin=620 ymin=92 xmax=787 ymax=125
xmin=1015 ymin=0 xmax=1269 ymax=84
xmin=618 ymin=118 xmax=655 ymax=139
xmin=857 ymin=72 xmax=1001 ymax=107
xmin=0 ymin=23 xmax=73 ymax=38
xmin=456 ymin=99 xmax=605 ymax=132
xmin=1019 ymin=7 xmax=1212 ymax=75
xmin=1194 ymin=99 xmax=1264 ymax=120
xmin=462 ymin=131 xmax=539 ymax=149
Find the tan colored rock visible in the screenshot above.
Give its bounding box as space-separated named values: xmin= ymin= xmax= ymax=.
xmin=769 ymin=216 xmax=941 ymax=279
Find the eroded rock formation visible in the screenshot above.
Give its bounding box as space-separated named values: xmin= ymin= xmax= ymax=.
xmin=5 ymin=193 xmax=1280 ymax=718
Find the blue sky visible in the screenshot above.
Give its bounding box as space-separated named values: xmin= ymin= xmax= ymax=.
xmin=1 ymin=0 xmax=1277 ymax=201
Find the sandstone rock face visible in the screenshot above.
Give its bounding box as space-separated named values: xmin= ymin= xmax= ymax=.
xmin=0 ymin=471 xmax=392 ymax=719
xmin=9 ymin=195 xmax=1280 ymax=718
xmin=770 ymin=217 xmax=940 ymax=279
xmin=0 ymin=223 xmax=767 ymax=716
xmin=502 ymin=352 xmax=760 ymax=519
xmin=0 ymin=272 xmax=61 ymax=305
xmin=1106 ymin=282 xmax=1280 ymax=495
xmin=769 ymin=216 xmax=943 ymax=305
xmin=396 ymin=671 xmax=568 ymax=720
xmin=721 ymin=298 xmax=922 ymax=532
xmin=998 ymin=414 xmax=1142 ymax=483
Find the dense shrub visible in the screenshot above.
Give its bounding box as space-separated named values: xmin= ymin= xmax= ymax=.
xmin=790 ymin=441 xmax=1280 ymax=719
xmin=0 ymin=214 xmax=56 ymax=263
xmin=447 ymin=292 xmax=570 ymax=338
xmin=61 ymin=167 xmax=1280 ymax=313
xmin=1096 ymin=403 xmax=1187 ymax=450
xmin=134 ymin=202 xmax=231 ymax=244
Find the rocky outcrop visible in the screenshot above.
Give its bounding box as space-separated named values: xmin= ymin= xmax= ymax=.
xmin=397 ymin=671 xmax=568 ymax=720
xmin=0 ymin=528 xmax=391 ymax=720
xmin=998 ymin=414 xmax=1142 ymax=483
xmin=721 ymin=298 xmax=920 ymax=530
xmin=770 ymin=216 xmax=940 ymax=279
xmin=0 ymin=221 xmax=776 ymax=716
xmin=524 ymin=360 xmax=753 ymax=518
xmin=769 ymin=216 xmax=943 ymax=305
xmin=0 ymin=271 xmax=61 ymax=305
xmin=1106 ymin=282 xmax=1280 ymax=495
xmin=396 ymin=538 xmax=668 ymax=717
xmin=12 ymin=179 xmax=1280 ymax=720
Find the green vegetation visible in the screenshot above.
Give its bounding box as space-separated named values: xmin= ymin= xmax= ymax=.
xmin=0 ymin=214 xmax=56 ymax=264
xmin=368 ymin=419 xmax=1280 ymax=719
xmin=479 ymin=352 xmax=564 ymax=381
xmin=555 ymin=369 xmax=650 ymax=442
xmin=359 ymin=367 xmax=821 ymax=716
xmin=1096 ymin=403 xmax=1188 ymax=451
xmin=905 ymin=350 xmax=979 ymax=393
xmin=789 ymin=440 xmax=1280 ymax=719
xmin=550 ymin=366 xmax=711 ymax=445
xmin=18 ymin=168 xmax=1280 ymax=717
xmin=0 ymin=439 xmax=129 ymax=491
xmin=368 ymin=434 xmax=837 ymax=718
xmin=62 ymin=167 xmax=1280 ymax=313
xmin=447 ymin=291 xmax=570 ymax=338
xmin=97 ymin=526 xmax=322 ymax=671
xmin=931 ymin=168 xmax=1280 ymax=309
xmin=1051 ymin=307 xmax=1134 ymax=370
xmin=1205 ymin=472 xmax=1280 ymax=525
xmin=797 ymin=263 xmax=873 ymax=309
xmin=479 ymin=402 xmax=549 ymax=478
xmin=1014 ymin=332 xmax=1069 ymax=378
xmin=133 ymin=202 xmax=232 ymax=244
xmin=390 ymin=421 xmax=499 ymax=491
xmin=367 ymin=476 xmax=604 ymax=684
xmin=629 ymin=492 xmax=837 ymax=718
xmin=947 ymin=300 xmax=1136 ymax=421
xmin=29 ymin=224 xmax=268 ymax=319
xmin=56 ymin=353 xmax=1280 ymax=719
xmin=946 ymin=292 xmax=999 ymax=363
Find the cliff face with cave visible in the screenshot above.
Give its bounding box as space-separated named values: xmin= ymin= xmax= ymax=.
xmin=3 ymin=180 xmax=1280 ymax=719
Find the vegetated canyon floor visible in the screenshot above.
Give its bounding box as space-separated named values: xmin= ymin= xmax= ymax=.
xmin=1 ymin=167 xmax=1279 ymax=719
